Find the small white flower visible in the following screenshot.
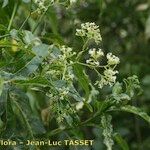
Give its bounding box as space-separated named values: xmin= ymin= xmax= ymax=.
xmin=107 ymin=53 xmax=120 ymax=65
xmin=86 ymin=48 xmax=104 ymax=66
xmin=60 ymin=45 xmax=76 ymax=59
xmin=86 ymin=59 xmax=99 ymax=66
xmin=70 ymin=0 xmax=77 ymax=4
xmin=95 ymin=77 xmax=107 ymax=89
xmin=95 ymin=69 xmax=118 ymax=89
xmin=76 ymin=101 xmax=84 ymax=110
xmin=104 ymin=69 xmax=118 ymax=86
xmin=76 ymin=22 xmax=102 ymax=44
xmin=59 ymin=87 xmax=69 ymax=100
xmin=97 ymin=49 xmax=104 ymax=57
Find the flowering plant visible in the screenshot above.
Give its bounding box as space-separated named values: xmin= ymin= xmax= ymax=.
xmin=0 ymin=0 xmax=150 ymax=150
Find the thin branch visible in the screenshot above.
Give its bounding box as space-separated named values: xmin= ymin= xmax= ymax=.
xmin=7 ymin=3 xmax=18 ymax=31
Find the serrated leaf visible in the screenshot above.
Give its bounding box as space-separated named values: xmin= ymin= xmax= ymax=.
xmin=109 ymin=105 xmax=150 ymax=124
xmin=112 ymin=82 xmax=123 ymax=95
xmin=121 ymin=105 xmax=150 ymax=124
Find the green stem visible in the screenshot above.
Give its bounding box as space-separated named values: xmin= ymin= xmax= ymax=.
xmin=82 ymin=39 xmax=89 ymax=51
xmin=32 ymin=5 xmax=51 ymax=33
xmin=19 ymin=13 xmax=31 ymax=31
xmin=7 ymin=3 xmax=18 ymax=31
xmin=0 ymin=34 xmax=10 ymax=39
xmin=76 ymin=39 xmax=89 ymax=60
xmin=76 ymin=61 xmax=105 ymax=68
xmin=62 ymin=63 xmax=67 ymax=80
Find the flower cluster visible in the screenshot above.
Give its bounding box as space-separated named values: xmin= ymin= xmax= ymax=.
xmin=76 ymin=22 xmax=102 ymax=44
xmin=59 ymin=45 xmax=76 ymax=61
xmin=95 ymin=69 xmax=118 ymax=88
xmin=58 ymin=87 xmax=69 ymax=100
xmin=34 ymin=0 xmax=49 ymax=12
xmin=44 ymin=45 xmax=76 ymax=83
xmin=86 ymin=48 xmax=104 ymax=66
xmin=107 ymin=53 xmax=120 ymax=65
xmin=70 ymin=0 xmax=77 ymax=4
xmin=43 ymin=22 xmax=120 ymax=121
xmin=85 ymin=47 xmax=120 ymax=88
xmin=34 ymin=0 xmax=77 ymax=13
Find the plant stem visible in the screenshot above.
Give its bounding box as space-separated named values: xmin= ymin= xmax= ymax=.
xmin=76 ymin=39 xmax=89 ymax=60
xmin=0 ymin=34 xmax=10 ymax=39
xmin=32 ymin=5 xmax=51 ymax=33
xmin=19 ymin=13 xmax=31 ymax=31
xmin=7 ymin=3 xmax=18 ymax=31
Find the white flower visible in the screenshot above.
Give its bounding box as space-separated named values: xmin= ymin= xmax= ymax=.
xmin=95 ymin=69 xmax=118 ymax=88
xmin=34 ymin=0 xmax=47 ymax=11
xmin=59 ymin=87 xmax=69 ymax=100
xmin=70 ymin=0 xmax=77 ymax=4
xmin=76 ymin=101 xmax=84 ymax=110
xmin=76 ymin=22 xmax=102 ymax=44
xmin=107 ymin=53 xmax=120 ymax=65
xmin=95 ymin=77 xmax=107 ymax=89
xmin=60 ymin=46 xmax=76 ymax=59
xmin=89 ymin=48 xmax=104 ymax=59
xmin=86 ymin=59 xmax=99 ymax=66
xmin=104 ymin=69 xmax=118 ymax=86
xmin=86 ymin=48 xmax=104 ymax=66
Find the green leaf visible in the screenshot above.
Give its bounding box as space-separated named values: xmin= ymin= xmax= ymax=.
xmin=101 ymin=114 xmax=114 ymax=150
xmin=23 ymin=30 xmax=41 ymax=45
xmin=15 ymin=44 xmax=49 ymax=76
xmin=109 ymin=105 xmax=150 ymax=124
xmin=43 ymin=33 xmax=65 ymax=45
xmin=114 ymin=133 xmax=129 ymax=150
xmin=0 ymin=24 xmax=7 ymax=31
xmin=96 ymin=99 xmax=114 ymax=113
xmin=68 ymin=85 xmax=83 ymax=101
xmin=112 ymin=82 xmax=123 ymax=95
xmin=120 ymin=105 xmax=150 ymax=124
xmin=4 ymin=90 xmax=17 ymax=137
xmin=47 ymin=7 xmax=59 ymax=35
xmin=0 ymin=84 xmax=8 ymax=117
xmin=13 ymin=76 xmax=49 ymax=87
xmin=73 ymin=64 xmax=90 ymax=100
xmin=10 ymin=87 xmax=46 ymax=135
xmin=124 ymin=75 xmax=141 ymax=97
xmin=2 ymin=0 xmax=9 ymax=8
xmin=0 ymin=76 xmax=4 ymax=96
xmin=85 ymin=102 xmax=93 ymax=112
